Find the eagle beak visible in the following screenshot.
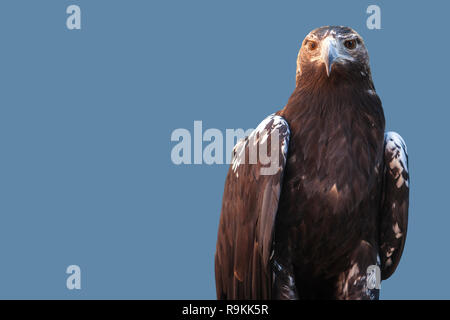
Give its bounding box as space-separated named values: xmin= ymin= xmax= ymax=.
xmin=321 ymin=37 xmax=340 ymax=77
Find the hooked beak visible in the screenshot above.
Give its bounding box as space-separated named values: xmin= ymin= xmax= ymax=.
xmin=321 ymin=37 xmax=340 ymax=77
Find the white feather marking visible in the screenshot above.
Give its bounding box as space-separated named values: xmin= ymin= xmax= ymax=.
xmin=231 ymin=138 xmax=246 ymax=176
xmin=231 ymin=114 xmax=290 ymax=177
xmin=386 ymin=247 xmax=395 ymax=258
xmin=349 ymin=263 xmax=360 ymax=279
xmin=393 ymin=223 xmax=403 ymax=239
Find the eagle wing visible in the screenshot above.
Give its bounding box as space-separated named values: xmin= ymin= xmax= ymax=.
xmin=379 ymin=132 xmax=409 ymax=280
xmin=215 ymin=114 xmax=290 ymax=299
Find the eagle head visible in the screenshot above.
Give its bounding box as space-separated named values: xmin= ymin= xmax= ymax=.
xmin=296 ymin=26 xmax=371 ymax=84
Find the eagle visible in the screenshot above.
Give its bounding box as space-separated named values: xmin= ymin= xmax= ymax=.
xmin=215 ymin=26 xmax=409 ymax=300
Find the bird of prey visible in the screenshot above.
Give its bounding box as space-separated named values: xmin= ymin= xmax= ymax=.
xmin=215 ymin=26 xmax=409 ymax=300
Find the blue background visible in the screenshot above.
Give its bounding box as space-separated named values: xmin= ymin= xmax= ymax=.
xmin=0 ymin=0 xmax=444 ymax=299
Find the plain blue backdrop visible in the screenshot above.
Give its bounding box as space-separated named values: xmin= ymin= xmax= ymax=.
xmin=0 ymin=0 xmax=445 ymax=299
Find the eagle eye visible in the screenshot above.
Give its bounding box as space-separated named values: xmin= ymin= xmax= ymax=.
xmin=344 ymin=39 xmax=357 ymax=49
xmin=307 ymin=40 xmax=318 ymax=51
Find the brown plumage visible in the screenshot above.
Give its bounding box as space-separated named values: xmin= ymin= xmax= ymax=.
xmin=215 ymin=26 xmax=409 ymax=300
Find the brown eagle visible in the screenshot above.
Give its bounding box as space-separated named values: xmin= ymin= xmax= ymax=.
xmin=215 ymin=26 xmax=409 ymax=300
